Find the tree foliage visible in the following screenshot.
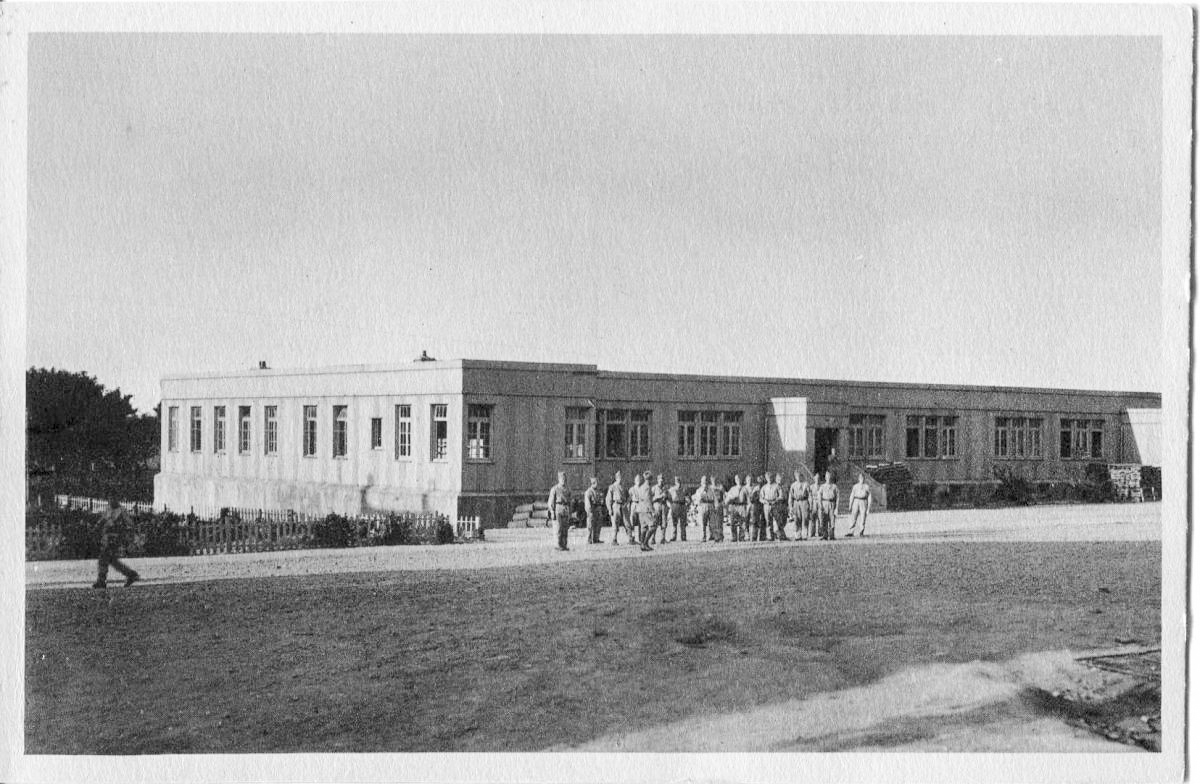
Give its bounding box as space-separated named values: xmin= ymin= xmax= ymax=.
xmin=26 ymin=368 xmax=158 ymax=500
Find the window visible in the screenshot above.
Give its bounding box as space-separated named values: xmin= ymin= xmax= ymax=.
xmin=431 ymin=404 xmax=448 ymax=460
xmin=564 ymin=406 xmax=589 ymax=459
xmin=848 ymin=414 xmax=886 ymax=460
xmin=238 ymin=406 xmax=251 ymax=454
xmin=596 ymin=409 xmax=627 ymax=459
xmin=370 ymin=417 xmax=383 ymax=450
xmin=167 ymin=406 xmax=179 ymax=452
xmin=720 ymin=412 xmax=743 ymax=457
xmin=332 ymin=406 xmax=348 ymax=458
xmin=190 ymin=407 xmax=202 ymax=452
xmin=1060 ymin=418 xmax=1104 ymax=460
xmin=994 ymin=417 xmax=1044 ymax=459
xmin=905 ymin=415 xmax=958 ymax=459
xmin=264 ymin=406 xmax=278 ymax=455
xmin=395 ymin=404 xmax=411 ymax=458
xmin=467 ymin=404 xmax=492 ymax=460
xmin=679 ymin=410 xmax=742 ymax=459
xmin=629 ymin=410 xmax=651 ymax=459
xmin=213 ymin=406 xmax=227 ymax=453
xmin=699 ymin=411 xmax=720 ymax=457
xmin=677 ymin=411 xmax=697 ymax=457
xmin=302 ymin=405 xmax=317 ymax=457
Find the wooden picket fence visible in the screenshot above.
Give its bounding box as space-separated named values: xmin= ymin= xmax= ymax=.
xmin=44 ymin=496 xmax=483 ymax=557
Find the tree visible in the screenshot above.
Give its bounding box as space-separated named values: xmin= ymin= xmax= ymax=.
xmin=26 ymin=368 xmax=159 ymax=500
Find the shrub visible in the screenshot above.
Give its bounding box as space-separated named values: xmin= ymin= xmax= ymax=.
xmin=312 ymin=513 xmax=356 ymax=548
xmin=993 ymin=467 xmax=1033 ymax=506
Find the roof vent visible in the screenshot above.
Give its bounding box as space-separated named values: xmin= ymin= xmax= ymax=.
xmin=258 ymin=361 xmax=269 ymax=370
xmin=415 ymin=350 xmax=436 ymax=362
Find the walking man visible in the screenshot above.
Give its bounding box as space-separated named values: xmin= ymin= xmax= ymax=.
xmin=789 ymin=470 xmax=811 ymax=541
xmin=668 ymin=476 xmax=688 ymax=541
xmin=584 ymin=476 xmax=602 ymax=544
xmin=819 ymin=471 xmax=839 ymax=540
xmin=847 ymin=472 xmax=873 ymax=538
xmin=607 ymin=471 xmax=632 ymax=545
xmin=548 ymin=471 xmax=573 ymax=551
xmin=93 ymin=499 xmax=141 ymax=589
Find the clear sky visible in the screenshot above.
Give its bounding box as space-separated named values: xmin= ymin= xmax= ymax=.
xmin=27 ymin=34 xmax=1162 ymax=413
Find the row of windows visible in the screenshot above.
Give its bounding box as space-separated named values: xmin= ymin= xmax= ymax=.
xmin=167 ymin=403 xmax=448 ymax=460
xmin=167 ymin=404 xmax=1110 ymax=462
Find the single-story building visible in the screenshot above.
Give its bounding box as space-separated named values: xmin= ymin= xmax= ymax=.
xmin=153 ymin=358 xmax=1161 ymax=527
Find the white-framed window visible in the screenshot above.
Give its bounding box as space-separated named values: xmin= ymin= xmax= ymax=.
xmin=264 ymin=405 xmax=278 ymax=455
xmin=370 ymin=417 xmax=383 ymax=450
xmin=190 ymin=406 xmax=202 ymax=452
xmin=213 ymin=406 xmax=227 ymax=454
xmin=905 ymin=415 xmax=958 ymax=459
xmin=302 ymin=405 xmax=317 ymax=457
xmin=167 ymin=406 xmax=179 ymax=452
xmin=848 ymin=414 xmax=886 ymax=460
xmin=994 ymin=416 xmax=1044 ymax=459
xmin=237 ymin=405 xmax=251 ymax=454
xmin=596 ymin=409 xmax=627 ymax=460
xmin=431 ymin=404 xmax=448 ymax=460
xmin=1060 ymin=418 xmax=1104 ymax=460
xmin=720 ymin=411 xmax=743 ymax=457
xmin=699 ymin=411 xmax=719 ymax=457
xmin=677 ymin=411 xmax=697 ymax=457
xmin=332 ymin=405 xmax=348 ymax=458
xmin=467 ymin=404 xmax=492 ymax=460
xmin=629 ymin=410 xmax=651 ymax=459
xmin=564 ymin=406 xmax=589 ymax=460
xmin=395 ymin=404 xmax=412 ymax=458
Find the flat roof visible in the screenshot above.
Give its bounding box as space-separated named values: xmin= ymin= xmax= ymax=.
xmin=162 ymin=358 xmax=1161 ymax=401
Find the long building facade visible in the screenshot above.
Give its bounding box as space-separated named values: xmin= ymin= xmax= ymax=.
xmin=154 ymin=359 xmax=1161 ymax=527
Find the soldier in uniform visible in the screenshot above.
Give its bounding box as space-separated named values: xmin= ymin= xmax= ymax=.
xmin=809 ymin=472 xmax=822 ymax=539
xmin=548 ymin=472 xmax=573 ymax=551
xmin=606 ymin=471 xmax=633 ymax=546
xmin=708 ymin=475 xmax=725 ymax=543
xmin=629 ymin=473 xmax=646 ymax=546
xmin=652 ymin=474 xmax=669 ymax=544
xmin=584 ymin=476 xmax=603 ymax=544
xmin=745 ymin=474 xmax=763 ymax=541
xmin=724 ymin=474 xmax=746 ymax=542
xmin=93 ymin=499 xmax=141 ymax=589
xmin=636 ymin=471 xmax=657 ymax=551
xmin=846 ymin=472 xmax=873 ymax=538
xmin=667 ymin=476 xmax=688 ymax=541
xmin=818 ymin=471 xmax=839 ymax=540
xmin=759 ymin=473 xmax=783 ymax=541
xmin=692 ymin=476 xmax=712 ymax=542
xmin=788 ymin=470 xmax=811 ymax=541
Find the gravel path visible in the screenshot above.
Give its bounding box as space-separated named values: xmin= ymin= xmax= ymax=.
xmin=26 ymin=501 xmax=1160 ymax=590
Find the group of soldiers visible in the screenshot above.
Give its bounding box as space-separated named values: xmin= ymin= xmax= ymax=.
xmin=546 ymin=469 xmax=873 ymax=551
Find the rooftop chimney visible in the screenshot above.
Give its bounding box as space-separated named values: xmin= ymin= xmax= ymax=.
xmin=416 ymin=350 xmax=436 ymax=362
xmin=258 ymin=361 xmax=268 ymax=370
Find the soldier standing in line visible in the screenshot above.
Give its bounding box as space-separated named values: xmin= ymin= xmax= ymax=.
xmin=846 ymin=472 xmax=873 ymax=538
xmin=819 ymin=471 xmax=840 ymax=540
xmin=745 ymin=474 xmax=763 ymax=541
xmin=759 ymin=473 xmax=783 ymax=541
xmin=92 ymin=499 xmax=141 ymax=589
xmin=668 ymin=476 xmax=688 ymax=541
xmin=607 ymin=471 xmax=632 ymax=546
xmin=809 ymin=472 xmax=822 ymax=539
xmin=629 ymin=473 xmax=646 ymax=546
xmin=725 ymin=474 xmax=746 ymax=542
xmin=652 ymin=473 xmax=669 ymax=544
xmin=693 ymin=476 xmax=712 ymax=542
xmin=789 ymin=470 xmax=811 ymax=541
xmin=709 ymin=475 xmax=725 ymax=543
xmin=584 ymin=476 xmax=602 ymax=544
xmin=636 ymin=471 xmax=657 ymax=551
xmin=548 ymin=471 xmax=572 ymax=551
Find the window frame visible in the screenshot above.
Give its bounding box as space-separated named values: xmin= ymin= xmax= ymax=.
xmin=628 ymin=410 xmax=651 ymax=460
xmin=332 ymin=405 xmax=349 ymax=459
xmin=263 ymin=405 xmax=278 ymax=456
xmin=395 ymin=404 xmax=412 ymax=459
xmin=847 ymin=414 xmax=886 ymax=460
xmin=302 ymin=405 xmax=318 ymax=458
xmin=190 ymin=406 xmax=203 ymax=453
xmin=167 ymin=406 xmax=179 ymax=453
xmin=237 ymin=405 xmax=252 ymax=455
xmin=1059 ymin=418 xmax=1105 ymax=461
xmin=213 ymin=405 xmax=227 ymax=454
xmin=564 ymin=406 xmax=590 ymax=461
xmin=370 ymin=417 xmax=383 ymax=451
xmin=466 ymin=404 xmax=493 ymax=462
xmin=993 ymin=416 xmax=1044 ymax=460
xmin=430 ymin=403 xmax=449 ymax=461
xmin=905 ymin=414 xmax=959 ymax=460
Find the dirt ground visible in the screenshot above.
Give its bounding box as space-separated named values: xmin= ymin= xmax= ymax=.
xmin=25 ymin=538 xmax=1159 ymax=753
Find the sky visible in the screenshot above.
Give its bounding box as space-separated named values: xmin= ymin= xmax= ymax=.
xmin=26 ymin=34 xmax=1163 ymax=413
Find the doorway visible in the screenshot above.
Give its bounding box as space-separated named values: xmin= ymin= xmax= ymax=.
xmin=813 ymin=428 xmax=839 ymax=477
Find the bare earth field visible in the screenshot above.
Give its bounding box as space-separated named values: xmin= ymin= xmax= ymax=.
xmin=25 ymin=504 xmax=1160 ymax=754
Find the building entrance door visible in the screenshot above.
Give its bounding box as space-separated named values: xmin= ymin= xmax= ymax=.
xmin=813 ymin=428 xmax=839 ymax=477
